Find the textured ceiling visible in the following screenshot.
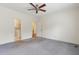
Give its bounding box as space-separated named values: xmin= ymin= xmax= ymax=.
xmin=0 ymin=3 xmax=78 ymax=16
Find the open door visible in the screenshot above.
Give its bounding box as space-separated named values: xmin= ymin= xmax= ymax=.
xmin=15 ymin=18 xmax=21 ymax=42
xmin=32 ymin=20 xmax=37 ymax=40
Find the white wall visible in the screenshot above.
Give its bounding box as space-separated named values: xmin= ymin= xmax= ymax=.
xmin=0 ymin=4 xmax=79 ymax=45
xmin=40 ymin=7 xmax=79 ymax=44
xmin=0 ymin=6 xmax=35 ymax=45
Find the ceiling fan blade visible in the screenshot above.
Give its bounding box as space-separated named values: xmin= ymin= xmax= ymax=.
xmin=28 ymin=8 xmax=35 ymax=10
xmin=39 ymin=9 xmax=46 ymax=12
xmin=39 ymin=4 xmax=46 ymax=8
xmin=29 ymin=3 xmax=36 ymax=8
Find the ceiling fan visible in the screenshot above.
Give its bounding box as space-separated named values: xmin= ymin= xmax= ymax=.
xmin=28 ymin=3 xmax=46 ymax=14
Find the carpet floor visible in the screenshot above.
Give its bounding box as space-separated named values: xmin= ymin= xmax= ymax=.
xmin=0 ymin=37 xmax=79 ymax=55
